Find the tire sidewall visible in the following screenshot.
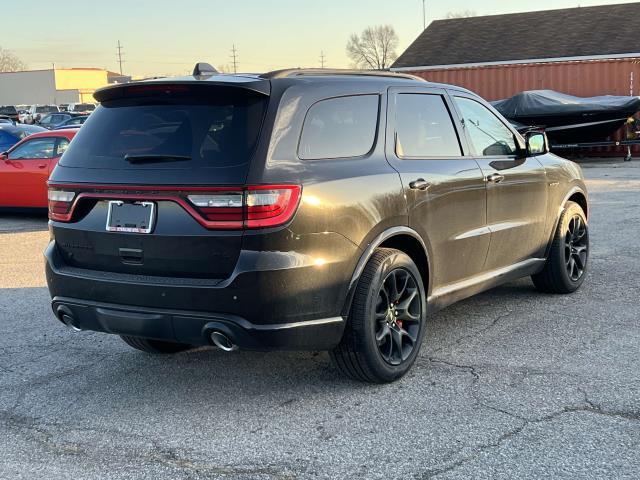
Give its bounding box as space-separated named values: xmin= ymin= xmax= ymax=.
xmin=555 ymin=202 xmax=589 ymax=291
xmin=357 ymin=251 xmax=427 ymax=382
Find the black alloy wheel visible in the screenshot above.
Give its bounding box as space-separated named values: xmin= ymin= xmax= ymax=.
xmin=565 ymin=214 xmax=588 ymax=282
xmin=375 ymin=268 xmax=422 ymax=366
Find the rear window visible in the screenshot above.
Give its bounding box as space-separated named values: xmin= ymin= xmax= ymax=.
xmin=0 ymin=106 xmax=17 ymax=115
xmin=60 ymin=92 xmax=267 ymax=169
xmin=73 ymin=103 xmax=95 ymax=111
xmin=36 ymin=105 xmax=58 ymax=113
xmin=298 ymin=95 xmax=379 ymax=160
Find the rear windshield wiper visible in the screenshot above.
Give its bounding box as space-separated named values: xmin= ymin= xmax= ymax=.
xmin=124 ymin=154 xmax=191 ymax=164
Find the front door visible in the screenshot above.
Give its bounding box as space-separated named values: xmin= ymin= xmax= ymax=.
xmin=385 ymin=87 xmax=490 ymax=290
xmin=0 ymin=136 xmax=58 ymax=207
xmin=451 ymin=94 xmax=548 ymax=271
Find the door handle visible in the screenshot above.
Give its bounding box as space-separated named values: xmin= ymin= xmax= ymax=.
xmin=486 ymin=173 xmax=505 ymax=184
xmin=409 ymin=178 xmax=431 ymax=191
xmin=37 ymin=163 xmax=47 ymax=169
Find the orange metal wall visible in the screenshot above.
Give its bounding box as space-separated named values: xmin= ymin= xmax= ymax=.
xmin=408 ymin=58 xmax=640 ymax=101
xmin=406 ymin=58 xmax=640 ymax=155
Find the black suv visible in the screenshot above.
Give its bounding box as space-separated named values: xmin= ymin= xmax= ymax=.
xmin=46 ymin=66 xmax=589 ymax=382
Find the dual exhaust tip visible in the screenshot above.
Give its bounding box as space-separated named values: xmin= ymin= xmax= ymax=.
xmin=210 ymin=331 xmax=238 ymax=352
xmin=55 ymin=305 xmax=238 ymax=351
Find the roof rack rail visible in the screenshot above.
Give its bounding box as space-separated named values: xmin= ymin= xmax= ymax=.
xmin=260 ymin=68 xmax=424 ymax=81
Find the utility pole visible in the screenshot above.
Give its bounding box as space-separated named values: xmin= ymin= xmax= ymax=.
xmin=422 ymin=0 xmax=426 ymax=30
xmin=230 ymin=44 xmax=238 ymax=74
xmin=116 ymin=40 xmax=124 ymax=75
xmin=320 ymin=51 xmax=326 ymax=69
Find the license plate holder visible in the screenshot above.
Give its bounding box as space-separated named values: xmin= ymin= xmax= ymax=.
xmin=106 ymin=201 xmax=156 ymax=234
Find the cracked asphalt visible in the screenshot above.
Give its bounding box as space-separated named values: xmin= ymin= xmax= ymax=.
xmin=0 ymin=160 xmax=639 ymax=479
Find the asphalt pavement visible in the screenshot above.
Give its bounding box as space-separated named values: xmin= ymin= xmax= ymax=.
xmin=0 ymin=161 xmax=638 ymax=479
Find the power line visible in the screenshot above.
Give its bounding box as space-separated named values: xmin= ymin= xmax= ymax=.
xmin=320 ymin=51 xmax=326 ymax=69
xmin=116 ymin=40 xmax=124 ymax=75
xmin=230 ymin=44 xmax=238 ymax=74
xmin=422 ymin=0 xmax=426 ymax=30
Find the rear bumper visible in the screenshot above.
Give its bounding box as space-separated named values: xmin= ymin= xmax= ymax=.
xmin=51 ymin=296 xmax=345 ymax=350
xmin=45 ymin=235 xmax=357 ymax=350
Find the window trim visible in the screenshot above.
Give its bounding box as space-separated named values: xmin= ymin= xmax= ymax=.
xmin=451 ymin=93 xmax=524 ymax=159
xmin=296 ymin=93 xmax=381 ymax=161
xmin=392 ymin=92 xmax=465 ymax=160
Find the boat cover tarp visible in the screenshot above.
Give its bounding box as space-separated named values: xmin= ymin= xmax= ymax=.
xmin=492 ymin=90 xmax=640 ymax=120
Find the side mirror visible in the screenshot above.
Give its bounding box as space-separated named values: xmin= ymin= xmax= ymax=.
xmin=526 ymin=131 xmax=549 ymax=156
xmin=1 ymin=151 xmax=9 ymax=162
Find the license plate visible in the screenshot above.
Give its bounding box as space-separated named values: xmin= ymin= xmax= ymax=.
xmin=106 ymin=201 xmax=156 ymax=234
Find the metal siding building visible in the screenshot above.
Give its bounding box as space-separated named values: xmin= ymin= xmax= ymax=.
xmin=0 ymin=68 xmax=109 ymax=105
xmin=391 ymin=4 xmax=640 ymax=155
xmin=404 ymin=58 xmax=640 ymax=102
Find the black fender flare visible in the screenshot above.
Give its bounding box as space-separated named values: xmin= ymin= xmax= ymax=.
xmin=544 ymin=186 xmax=588 ymax=259
xmin=340 ymin=226 xmax=431 ymax=317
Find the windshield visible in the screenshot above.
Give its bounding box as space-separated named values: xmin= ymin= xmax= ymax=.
xmin=60 ymin=92 xmax=267 ymax=169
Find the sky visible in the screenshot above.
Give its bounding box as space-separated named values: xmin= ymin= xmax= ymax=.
xmin=3 ymin=0 xmax=638 ymax=77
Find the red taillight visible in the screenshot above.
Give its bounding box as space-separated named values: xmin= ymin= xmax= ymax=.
xmin=48 ymin=189 xmax=75 ymax=221
xmin=245 ymin=186 xmax=301 ymax=228
xmin=47 ymin=184 xmax=301 ymax=230
xmin=188 ymin=185 xmax=301 ymax=229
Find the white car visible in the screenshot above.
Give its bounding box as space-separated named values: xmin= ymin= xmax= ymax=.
xmin=67 ymin=103 xmax=96 ymax=114
xmin=24 ymin=105 xmax=60 ymax=124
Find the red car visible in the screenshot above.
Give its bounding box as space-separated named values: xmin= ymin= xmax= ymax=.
xmin=0 ymin=129 xmax=76 ymax=209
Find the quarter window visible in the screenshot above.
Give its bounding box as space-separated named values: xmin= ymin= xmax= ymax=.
xmin=55 ymin=138 xmax=70 ymax=156
xmin=454 ymin=97 xmax=517 ymax=156
xmin=395 ymin=94 xmax=461 ymax=158
xmin=299 ymin=95 xmax=379 ymax=160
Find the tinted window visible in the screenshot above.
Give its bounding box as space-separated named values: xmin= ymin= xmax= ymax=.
xmin=299 ymin=95 xmax=379 ymax=160
xmin=454 ymin=97 xmax=517 ymax=156
xmin=60 ymin=93 xmax=266 ymax=169
xmin=9 ymin=137 xmax=56 ymax=159
xmin=36 ymin=106 xmax=58 ymax=113
xmin=395 ymin=94 xmax=461 ymax=157
xmin=0 ymin=106 xmax=17 ymax=115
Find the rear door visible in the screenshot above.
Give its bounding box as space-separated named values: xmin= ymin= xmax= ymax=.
xmin=48 ymin=84 xmax=269 ymax=279
xmin=385 ymin=87 xmax=489 ymax=288
xmin=451 ymin=94 xmax=548 ymax=270
xmin=0 ymin=136 xmax=56 ymax=207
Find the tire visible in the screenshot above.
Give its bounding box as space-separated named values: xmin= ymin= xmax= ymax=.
xmin=331 ymin=248 xmax=427 ymax=383
xmin=532 ymin=201 xmax=589 ymax=294
xmin=120 ymin=335 xmax=192 ymax=354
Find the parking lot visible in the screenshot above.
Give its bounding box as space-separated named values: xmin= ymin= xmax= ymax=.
xmin=0 ymin=161 xmax=638 ymax=479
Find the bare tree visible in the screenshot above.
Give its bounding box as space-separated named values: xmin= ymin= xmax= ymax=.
xmin=0 ymin=46 xmax=27 ymax=72
xmin=445 ymin=10 xmax=477 ymax=19
xmin=346 ymin=25 xmax=399 ymax=70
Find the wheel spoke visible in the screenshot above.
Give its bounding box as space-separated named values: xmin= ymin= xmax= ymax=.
xmin=390 ymin=327 xmax=404 ymax=362
xmin=573 ymin=252 xmax=585 ymax=270
xmin=376 ymin=323 xmax=391 ymax=345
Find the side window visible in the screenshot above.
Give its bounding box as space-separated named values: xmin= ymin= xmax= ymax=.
xmin=8 ymin=138 xmax=57 ymax=160
xmin=454 ymin=97 xmax=517 ymax=156
xmin=55 ymin=138 xmax=70 ymax=157
xmin=298 ymin=95 xmax=379 ymax=160
xmin=395 ymin=94 xmax=462 ymax=158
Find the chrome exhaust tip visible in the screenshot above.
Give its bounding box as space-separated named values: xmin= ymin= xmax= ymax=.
xmin=55 ymin=306 xmax=82 ymax=332
xmin=210 ymin=331 xmax=238 ymax=352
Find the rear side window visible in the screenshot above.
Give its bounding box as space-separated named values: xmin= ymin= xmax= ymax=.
xmin=395 ymin=94 xmax=461 ymax=158
xmin=60 ymin=93 xmax=267 ymax=169
xmin=298 ymin=95 xmax=379 ymax=160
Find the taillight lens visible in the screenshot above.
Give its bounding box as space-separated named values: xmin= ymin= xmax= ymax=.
xmin=187 ymin=192 xmax=244 ymax=228
xmin=48 ymin=189 xmax=75 ymax=220
xmin=245 ymin=186 xmax=300 ymax=228
xmin=188 ymin=185 xmax=301 ymax=229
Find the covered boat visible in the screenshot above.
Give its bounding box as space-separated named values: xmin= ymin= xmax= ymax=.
xmin=492 ymin=90 xmax=640 ymax=144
